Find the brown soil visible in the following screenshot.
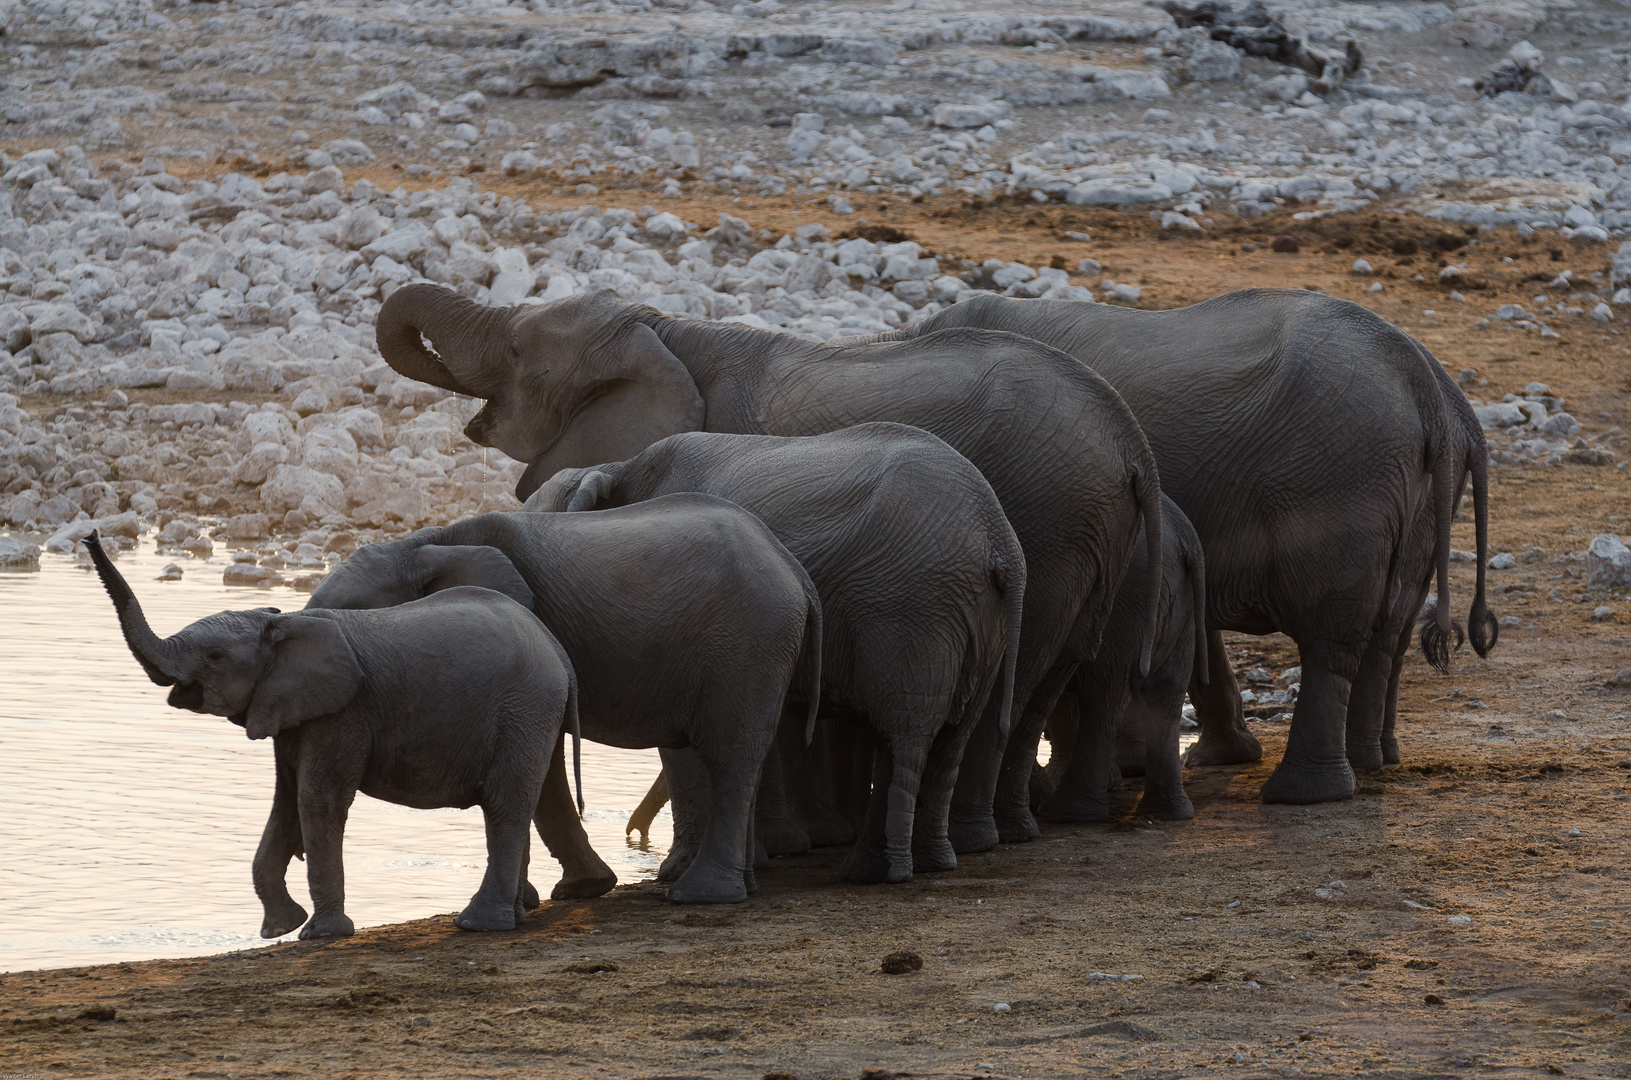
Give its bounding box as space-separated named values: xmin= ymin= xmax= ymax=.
xmin=6 ymin=189 xmax=1631 ymax=1079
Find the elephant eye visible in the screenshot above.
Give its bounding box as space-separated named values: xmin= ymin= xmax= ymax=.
xmin=508 ymin=340 xmax=520 ymax=357
xmin=205 ymin=650 xmax=225 ymax=664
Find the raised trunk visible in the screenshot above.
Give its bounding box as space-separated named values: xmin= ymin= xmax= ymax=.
xmin=375 ymin=283 xmax=514 ymax=398
xmin=83 ymin=531 xmax=181 ymax=686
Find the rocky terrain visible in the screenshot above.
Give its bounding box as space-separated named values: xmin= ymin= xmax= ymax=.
xmin=3 ymin=0 xmax=1631 ymax=577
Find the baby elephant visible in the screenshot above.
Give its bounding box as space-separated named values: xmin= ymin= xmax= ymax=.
xmin=83 ymin=531 xmax=578 ymax=940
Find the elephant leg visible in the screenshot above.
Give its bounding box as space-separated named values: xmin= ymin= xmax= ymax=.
xmin=1039 ymin=681 xmax=1118 ymax=824
xmin=834 ymin=715 xmax=877 ymax=830
xmin=946 ymin=690 xmax=1008 ymax=855
xmin=844 ymin=728 xmax=931 ymax=885
xmin=1379 ymin=618 xmax=1414 ymax=766
xmin=533 ymin=734 xmax=617 ymax=900
xmin=755 ymin=712 xmax=811 ymax=857
xmin=912 ymin=720 xmax=975 ymax=873
xmin=656 ymin=747 xmax=709 ymax=883
xmin=1344 ymin=626 xmax=1398 ymax=772
xmin=295 ymin=768 xmax=359 ymax=940
xmin=1132 ymin=679 xmax=1194 ymax=821
xmin=252 ymin=758 xmax=308 ymax=939
xmin=1260 ymin=645 xmax=1360 ymax=805
xmin=784 ymin=714 xmax=856 ymax=848
xmin=1182 ymin=628 xmax=1264 ymax=767
xmin=668 ymin=746 xmax=764 ymax=905
xmin=457 ymin=797 xmax=534 ymax=931
xmin=626 ymin=771 xmax=669 ymax=843
xmin=991 ymin=663 xmax=1077 ymax=843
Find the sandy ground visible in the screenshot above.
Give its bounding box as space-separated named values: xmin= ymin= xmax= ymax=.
xmin=4 ymin=186 xmax=1631 ymax=1079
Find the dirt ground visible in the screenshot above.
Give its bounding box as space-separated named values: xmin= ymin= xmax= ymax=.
xmin=5 ymin=185 xmax=1631 ymax=1079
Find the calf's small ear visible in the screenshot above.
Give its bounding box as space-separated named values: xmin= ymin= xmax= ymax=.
xmin=414 ymin=544 xmax=534 ymax=610
xmin=245 ymin=616 xmax=363 ymax=740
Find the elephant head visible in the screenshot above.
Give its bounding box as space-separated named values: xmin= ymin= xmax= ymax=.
xmin=375 ymin=285 xmax=704 ymax=489
xmin=84 ymin=532 xmax=363 ymax=740
xmin=307 ymin=539 xmax=534 ymax=614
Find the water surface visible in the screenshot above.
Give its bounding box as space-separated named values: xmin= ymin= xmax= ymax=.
xmin=0 ymin=536 xmax=669 ymax=972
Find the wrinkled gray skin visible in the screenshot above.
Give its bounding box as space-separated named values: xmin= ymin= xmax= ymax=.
xmin=529 ymin=423 xmax=1026 ymax=883
xmin=887 ymin=289 xmax=1495 ymax=805
xmin=307 ymin=494 xmax=821 ymax=904
xmin=1036 ymin=494 xmax=1206 ymax=823
xmin=376 ymin=284 xmax=1161 ymax=853
xmin=83 ymin=532 xmax=577 ymax=940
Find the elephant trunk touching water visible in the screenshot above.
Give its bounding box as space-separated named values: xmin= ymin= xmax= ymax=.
xmin=377 ymin=283 xmax=1160 ymax=849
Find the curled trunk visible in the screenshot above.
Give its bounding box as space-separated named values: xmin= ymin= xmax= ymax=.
xmin=83 ymin=531 xmax=180 ymax=686
xmin=375 ymin=283 xmax=513 ymax=398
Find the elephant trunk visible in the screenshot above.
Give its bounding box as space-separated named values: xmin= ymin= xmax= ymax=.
xmin=375 ymin=283 xmax=513 ymax=398
xmin=83 ymin=531 xmax=181 ymax=687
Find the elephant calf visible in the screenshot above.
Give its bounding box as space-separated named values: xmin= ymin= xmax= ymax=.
xmin=307 ymin=495 xmax=822 ymax=905
xmin=530 ymin=423 xmax=1026 ymax=884
xmin=84 ymin=531 xmax=578 ymax=940
xmin=1037 ymin=494 xmax=1206 ymax=823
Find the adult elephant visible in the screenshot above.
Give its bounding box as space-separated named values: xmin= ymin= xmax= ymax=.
xmin=375 ymin=283 xmax=1161 ymax=850
xmin=887 ymin=289 xmax=1495 ymax=804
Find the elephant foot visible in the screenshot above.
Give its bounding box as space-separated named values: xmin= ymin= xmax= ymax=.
xmin=1345 ymin=740 xmax=1384 ymax=772
xmin=259 ymin=899 xmax=308 ymax=939
xmin=1380 ymin=734 xmax=1401 ymax=766
xmin=995 ymin=807 xmax=1040 ymax=844
xmin=912 ymin=838 xmax=957 ymax=874
xmin=657 ymin=843 xmax=698 ymax=883
xmin=1260 ymin=758 xmax=1355 ymax=805
xmin=1182 ymin=725 xmax=1263 ymax=767
xmin=753 ymin=838 xmax=769 ymax=869
xmin=455 ymin=895 xmax=520 ymax=932
xmin=757 ymin=818 xmax=811 ymax=858
xmin=552 ymin=870 xmax=617 ymax=900
xmin=1135 ymin=791 xmax=1195 ymax=821
xmin=796 ymin=809 xmax=856 ymax=849
xmin=667 ymin=864 xmax=748 ymax=905
xmin=520 ymin=879 xmax=541 ymax=910
xmin=298 ymin=912 xmax=354 ymax=940
xmin=946 ymin=812 xmax=999 ymax=855
xmin=1038 ymin=792 xmax=1110 ymax=824
xmin=840 ymin=845 xmax=913 ymax=885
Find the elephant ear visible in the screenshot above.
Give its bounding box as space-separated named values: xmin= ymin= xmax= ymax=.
xmin=525 ymin=321 xmax=704 ymax=480
xmin=245 ymin=615 xmax=363 ymax=740
xmin=565 ymin=469 xmax=619 ymax=512
xmin=413 ymin=545 xmax=534 ymax=610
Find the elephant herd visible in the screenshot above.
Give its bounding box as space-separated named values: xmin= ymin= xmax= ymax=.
xmin=89 ymin=282 xmax=1497 ymax=938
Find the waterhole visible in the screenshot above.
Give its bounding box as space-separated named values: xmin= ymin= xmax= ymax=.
xmin=0 ymin=536 xmax=670 ymax=972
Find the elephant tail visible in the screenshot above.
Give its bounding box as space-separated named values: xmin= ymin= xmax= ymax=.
xmin=792 ymin=558 xmax=824 ymax=748
xmin=1133 ymin=460 xmax=1163 ymax=680
xmin=567 ymin=664 xmax=584 ymax=814
xmin=1466 ymin=434 xmax=1497 ymax=658
xmin=991 ymin=536 xmax=1027 ymax=739
xmin=1186 ymin=528 xmax=1209 ymax=685
xmin=1421 ymin=422 xmax=1460 ymax=674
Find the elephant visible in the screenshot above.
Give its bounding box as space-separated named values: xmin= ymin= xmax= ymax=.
xmin=375 ymin=283 xmax=1162 ymax=854
xmin=83 ymin=531 xmax=579 ymax=939
xmin=306 ymin=494 xmax=821 ymax=904
xmin=884 ymin=289 xmax=1495 ymax=804
xmin=1035 ymin=493 xmax=1206 ymax=823
xmin=528 ymin=422 xmax=1027 ymax=883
